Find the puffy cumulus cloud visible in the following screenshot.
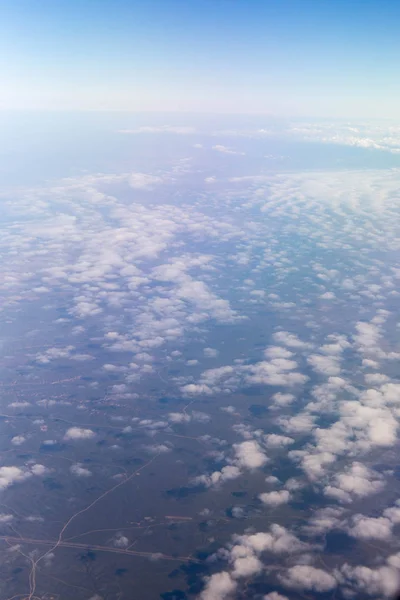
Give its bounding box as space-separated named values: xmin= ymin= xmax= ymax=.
xmin=264 ymin=346 xmax=294 ymax=360
xmin=279 ymin=565 xmax=337 ymax=592
xmin=201 ymin=525 xmax=310 ymax=600
xmin=194 ymin=436 xmax=270 ymax=489
xmin=35 ymin=345 xmax=94 ymax=363
xmin=387 ymin=552 xmax=400 ymax=569
xmin=278 ymin=414 xmax=315 ymax=434
xmin=70 ymin=463 xmax=92 ymax=477
xmin=35 ymin=345 xmax=75 ymax=363
xmin=294 ymin=378 xmax=400 ymax=482
xmin=0 ymin=464 xmax=46 ymax=490
xmin=168 ymin=411 xmax=210 ymax=425
xmin=113 ymin=534 xmax=129 ymax=548
xmin=263 ymin=593 xmax=289 ymax=600
xmin=303 ymin=506 xmax=345 ymax=536
xmin=273 ymin=331 xmax=310 ymax=349
xmin=0 ymin=466 xmax=30 ymax=489
xmin=290 ymin=449 xmax=337 ymax=481
xmin=231 ymin=555 xmax=263 ymax=578
xmin=348 ymin=515 xmax=393 ymax=540
xmin=346 ymin=501 xmax=400 ymax=541
xmin=193 ymin=465 xmax=242 ymax=488
xmin=245 ymin=358 xmax=308 ymax=387
xmin=263 ymin=434 xmax=294 ymax=448
xmin=233 ymin=440 xmax=268 ymax=470
xmin=259 ymin=490 xmax=291 ymax=507
xmin=144 ymin=443 xmax=171 ymax=454
xmin=233 ymin=525 xmax=306 ymax=556
xmin=3 ymin=168 xmax=253 ymax=390
xmin=269 ymin=393 xmax=295 ymax=409
xmin=11 ymin=435 xmax=26 ymax=446
xmin=307 ymin=353 xmax=341 ymax=376
xmin=168 ymin=412 xmax=191 ymax=424
xmin=339 ymin=399 xmax=398 ymax=448
xmin=200 ymin=572 xmax=237 ymax=600
xmin=64 ymin=427 xmax=95 ymax=441
xmin=324 ymin=462 xmax=384 ymax=504
xmin=181 ymin=353 xmax=307 ymax=397
xmin=204 ymin=347 xmax=219 ymax=358
xmin=337 ymin=563 xmax=400 ymax=597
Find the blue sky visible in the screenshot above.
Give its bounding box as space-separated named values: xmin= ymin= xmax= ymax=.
xmin=2 ymin=0 xmax=400 ymax=117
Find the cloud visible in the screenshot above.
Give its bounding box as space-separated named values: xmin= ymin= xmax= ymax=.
xmin=233 ymin=440 xmax=268 ymax=470
xmin=64 ymin=427 xmax=95 ymax=441
xmin=114 ymin=534 xmax=129 ymax=548
xmin=279 ymin=565 xmax=337 ymax=592
xmin=324 ymin=462 xmax=384 ymax=503
xmin=194 ymin=465 xmax=242 ymax=488
xmin=212 ymin=145 xmax=245 ymax=156
xmin=307 ymin=354 xmax=341 ymax=376
xmin=338 ymin=563 xmax=400 ymax=597
xmin=263 ymin=593 xmax=289 ymax=600
xmin=263 ymin=434 xmax=294 ymax=448
xmin=168 ymin=412 xmax=191 ymax=424
xmin=0 ymin=513 xmax=14 ymax=524
xmin=348 ymin=515 xmax=393 ymax=540
xmin=204 ymin=347 xmax=219 ymax=358
xmin=259 ymin=490 xmax=291 ymax=506
xmin=11 ymin=435 xmax=26 ymax=446
xmin=200 ymin=572 xmax=237 ymax=600
xmin=129 ymin=173 xmax=163 ymax=189
xmin=0 ymin=464 xmax=46 ymax=490
xmin=181 ymin=352 xmax=307 ymax=397
xmin=70 ymin=463 xmax=92 ymax=477
xmin=278 ymin=414 xmax=315 ymax=433
xmin=273 ymin=331 xmax=310 ymax=349
xmin=303 ymin=506 xmax=345 ymax=535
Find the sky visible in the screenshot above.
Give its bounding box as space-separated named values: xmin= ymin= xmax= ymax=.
xmin=2 ymin=0 xmax=400 ymax=117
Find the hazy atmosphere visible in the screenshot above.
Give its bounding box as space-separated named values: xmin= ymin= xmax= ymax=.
xmin=2 ymin=2 xmax=400 ymax=600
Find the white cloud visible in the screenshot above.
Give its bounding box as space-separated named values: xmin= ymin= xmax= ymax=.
xmin=280 ymin=565 xmax=337 ymax=592
xmin=204 ymin=347 xmax=219 ymax=358
xmin=70 ymin=463 xmax=92 ymax=477
xmin=64 ymin=427 xmax=95 ymax=440
xmin=129 ymin=173 xmax=163 ymax=189
xmin=0 ymin=513 xmax=14 ymax=523
xmin=307 ymin=354 xmax=341 ymax=376
xmin=200 ymin=572 xmax=237 ymax=600
xmin=348 ymin=515 xmax=393 ymax=540
xmin=0 ymin=464 xmax=46 ymax=490
xmin=212 ymin=145 xmax=245 ymax=156
xmin=263 ymin=434 xmax=294 ymax=448
xmin=324 ymin=462 xmax=384 ymax=503
xmin=168 ymin=412 xmax=191 ymax=424
xmin=259 ymin=490 xmax=291 ymax=506
xmin=263 ymin=593 xmax=289 ymax=600
xmin=338 ymin=563 xmax=400 ymax=597
xmin=273 ymin=331 xmax=310 ymax=349
xmin=233 ymin=440 xmax=268 ymax=470
xmin=231 ymin=555 xmax=263 ymax=578
xmin=114 ymin=534 xmax=129 ymax=548
xmin=11 ymin=435 xmax=26 ymax=446
xmin=278 ymin=414 xmax=315 ymax=433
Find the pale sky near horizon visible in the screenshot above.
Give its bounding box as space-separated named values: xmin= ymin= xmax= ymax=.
xmin=1 ymin=0 xmax=400 ymax=118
